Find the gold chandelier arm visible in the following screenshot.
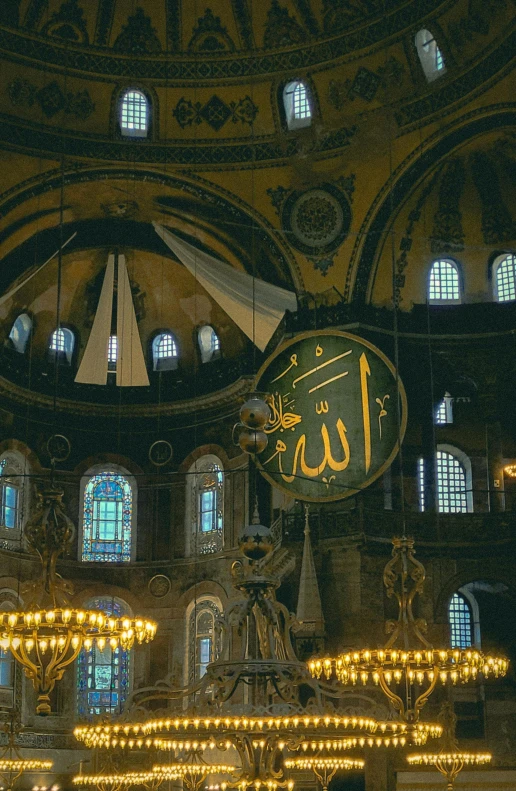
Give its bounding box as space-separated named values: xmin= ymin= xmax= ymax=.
xmin=413 ymin=671 xmax=439 ymax=719
xmin=312 ymin=765 xmax=337 ymax=791
xmin=9 ymin=637 xmax=39 ymax=681
xmin=377 ymin=671 xmax=406 ymax=718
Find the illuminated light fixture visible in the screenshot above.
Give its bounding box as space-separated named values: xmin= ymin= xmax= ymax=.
xmin=0 ymin=487 xmax=157 ymax=715
xmin=309 ymin=537 xmax=508 ymax=725
xmin=284 ymin=757 xmax=364 ymax=791
xmin=154 ymin=763 xmax=239 ymax=791
xmin=295 ymin=727 xmax=440 ymax=752
xmin=74 ymin=528 xmax=442 ymax=788
xmin=73 ymin=770 xmax=171 ymax=791
xmin=407 ymin=704 xmax=492 ymax=790
xmin=0 ymin=722 xmax=53 ymax=790
xmin=504 ymin=464 xmax=516 ymax=477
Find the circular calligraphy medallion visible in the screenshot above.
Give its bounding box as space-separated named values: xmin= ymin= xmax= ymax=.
xmin=254 ymin=330 xmax=407 ymax=502
xmin=148 ymin=574 xmax=171 ymax=598
xmin=148 ymin=440 xmax=173 ymax=467
xmin=46 ymin=434 xmax=71 ymax=462
xmin=283 ymin=185 xmax=351 ymax=256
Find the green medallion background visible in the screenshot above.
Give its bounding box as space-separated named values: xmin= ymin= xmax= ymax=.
xmin=254 ymin=330 xmax=407 ymax=502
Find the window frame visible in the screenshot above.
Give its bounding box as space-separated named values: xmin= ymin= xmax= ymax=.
xmin=49 ymin=326 xmax=75 ymax=365
xmin=185 ymin=596 xmax=223 ymax=688
xmin=8 ymin=313 xmax=32 ymax=354
xmin=0 ymin=452 xmax=27 ymax=547
xmin=76 ymin=596 xmax=132 ymax=717
xmin=428 ymin=258 xmax=462 ymax=304
xmin=418 ymin=445 xmax=472 ymax=513
xmin=197 ymin=325 xmax=221 ymax=364
xmin=119 ymin=88 xmax=149 ymax=138
xmin=435 ymin=392 xmax=453 ymax=425
xmin=448 ymin=591 xmax=473 ymax=649
xmin=415 ymin=28 xmax=447 ymax=82
xmin=79 ymin=466 xmax=137 ymax=564
xmin=151 ymin=331 xmax=179 ymax=372
xmin=493 ymin=252 xmax=516 ymax=303
xmin=185 ymin=454 xmax=224 ymax=557
xmin=278 ymin=78 xmax=317 ymax=132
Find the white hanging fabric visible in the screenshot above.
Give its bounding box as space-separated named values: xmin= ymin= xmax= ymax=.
xmin=0 ymin=232 xmax=77 ymax=310
xmin=75 ymin=254 xmax=114 ymax=385
xmin=153 ymin=222 xmax=297 ymax=352
xmin=116 ymin=254 xmax=149 ymax=387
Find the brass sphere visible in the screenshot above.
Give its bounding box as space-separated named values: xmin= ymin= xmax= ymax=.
xmin=237 ymin=428 xmax=268 ymax=455
xmin=239 ymin=394 xmax=271 ymax=429
xmin=239 ymin=522 xmax=273 ymax=560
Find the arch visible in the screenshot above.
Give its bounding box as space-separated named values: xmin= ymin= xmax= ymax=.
xmin=49 ymin=326 xmax=75 ymax=363
xmin=8 ymin=313 xmax=32 ymax=353
xmin=79 ymin=466 xmax=136 ymax=563
xmin=119 ymin=88 xmax=149 ymax=138
xmin=185 ymin=595 xmax=223 ymax=687
xmin=494 ymin=252 xmax=516 ymax=302
xmin=428 ymin=258 xmax=461 ymax=303
xmin=152 ymin=331 xmax=178 ymax=371
xmin=197 ymin=325 xmax=220 ymax=364
xmin=282 ymin=80 xmax=313 ymax=130
xmin=185 ymin=454 xmax=224 ymax=557
xmin=76 ymin=595 xmax=132 ymax=717
xmin=352 ymin=111 xmax=516 ymax=303
xmin=415 ymin=28 xmax=446 ymax=82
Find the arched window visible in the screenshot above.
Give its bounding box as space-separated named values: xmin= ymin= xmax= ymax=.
xmin=415 ymin=29 xmax=446 ymax=82
xmin=0 ymin=456 xmax=21 ymax=532
xmin=187 ymin=455 xmax=224 ymax=556
xmin=418 ymin=448 xmax=470 ymax=513
xmin=449 ymin=592 xmax=473 ymax=649
xmin=428 ymin=259 xmax=461 ymax=303
xmin=283 ymin=80 xmax=312 ymax=130
xmin=198 ymin=326 xmax=220 ymax=364
xmin=81 ymin=471 xmax=133 ymax=563
xmin=120 ymin=89 xmax=148 ymax=138
xmin=435 ymin=392 xmax=453 ymax=424
xmin=108 ymin=335 xmax=118 ymax=372
xmin=8 ymin=313 xmax=32 ymax=353
xmin=494 ymin=253 xmax=516 ymax=303
xmin=152 ymin=332 xmax=178 ymax=371
xmin=77 ymin=596 xmax=131 ymax=717
xmin=436 ymin=449 xmax=468 ymax=513
xmin=0 ymin=598 xmax=16 ymax=706
xmin=187 ymin=598 xmax=222 ymax=686
xmin=49 ymin=327 xmax=75 ymax=363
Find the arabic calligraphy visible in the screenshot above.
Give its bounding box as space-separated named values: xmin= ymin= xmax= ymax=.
xmin=254 ymin=330 xmax=407 ymax=502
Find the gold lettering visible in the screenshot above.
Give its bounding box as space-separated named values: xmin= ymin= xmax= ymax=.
xmin=360 ymin=352 xmax=372 ymax=475
xmin=271 ymin=354 xmax=298 ymax=383
xmin=308 ymin=371 xmax=348 ymax=394
xmin=278 ymin=419 xmax=350 ymax=482
xmin=264 ymin=392 xmax=302 ymax=434
xmin=315 ymin=401 xmax=329 ymax=414
xmin=292 ymin=350 xmax=352 ymax=389
xmin=375 ymin=395 xmax=390 ymax=439
xmin=316 ymin=345 xmax=323 ymax=357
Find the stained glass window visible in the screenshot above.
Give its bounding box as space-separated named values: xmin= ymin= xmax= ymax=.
xmin=495 ymin=254 xmax=516 ymax=303
xmin=436 ymin=450 xmax=468 ymax=513
xmin=415 ymin=29 xmax=446 ymax=81
xmin=188 ymin=599 xmax=222 ymax=686
xmin=449 ymin=592 xmax=473 ymax=649
xmin=0 ymin=458 xmax=19 ymax=530
xmin=77 ymin=596 xmax=130 ymax=717
xmin=283 ymin=81 xmax=312 ymax=129
xmin=9 ymin=313 xmax=31 ymax=353
xmin=81 ymin=472 xmax=132 ymax=562
xmin=189 ymin=457 xmax=224 ymax=555
xmin=198 ymin=326 xmax=220 ymax=364
xmin=152 ymin=332 xmax=178 ymax=371
xmin=428 ymin=259 xmax=460 ymax=302
xmin=121 ymin=90 xmax=148 ymax=137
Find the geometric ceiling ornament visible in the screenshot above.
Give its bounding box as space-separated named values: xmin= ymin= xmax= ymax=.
xmin=254 ymin=330 xmax=407 ymax=502
xmin=282 ymin=184 xmax=352 ymax=256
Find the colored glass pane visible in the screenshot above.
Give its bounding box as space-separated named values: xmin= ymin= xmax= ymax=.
xmin=82 ymin=473 xmax=132 ymax=562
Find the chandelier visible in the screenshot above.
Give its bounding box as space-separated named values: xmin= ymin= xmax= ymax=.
xmin=74 ymin=516 xmax=443 ymax=790
xmin=284 ymin=757 xmax=364 ymax=791
xmin=0 ymin=486 xmax=157 ymax=715
xmin=309 ymin=537 xmax=508 ymax=725
xmin=73 ymin=769 xmax=172 ymax=791
xmin=407 ymin=702 xmax=492 ymax=790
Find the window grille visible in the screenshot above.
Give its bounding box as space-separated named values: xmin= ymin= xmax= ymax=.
xmin=155 ymin=333 xmax=177 ymax=359
xmin=429 ymin=259 xmax=460 ymax=302
xmin=293 ymin=82 xmax=311 ymax=119
xmin=120 ymin=90 xmax=148 ymax=137
xmin=283 ymin=81 xmax=312 ymax=129
xmin=495 ymin=254 xmax=516 ymax=303
xmin=418 ymin=457 xmax=425 ymax=512
xmin=436 ymin=450 xmax=467 ymax=513
xmin=51 ymin=328 xmax=66 ymax=352
xmin=108 ymin=335 xmax=118 ymax=364
xmin=0 ymin=459 xmax=18 ymax=530
xmin=449 ymin=592 xmax=473 ymax=649
xmin=188 ymin=599 xmax=222 ymax=686
xmin=415 ymin=29 xmax=446 ymax=81
xmin=189 ymin=457 xmax=224 ymax=555
xmin=435 ymin=393 xmax=453 ymax=425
